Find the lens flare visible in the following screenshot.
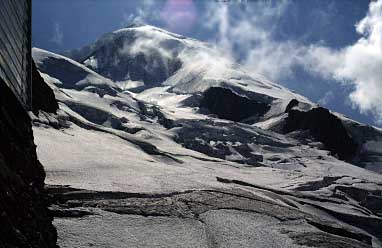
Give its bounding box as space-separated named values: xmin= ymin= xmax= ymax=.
xmin=161 ymin=0 xmax=197 ymax=34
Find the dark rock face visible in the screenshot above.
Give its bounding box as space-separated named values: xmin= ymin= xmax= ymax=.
xmin=340 ymin=120 xmax=382 ymax=171
xmin=294 ymin=176 xmax=343 ymax=191
xmin=0 ymin=78 xmax=58 ymax=247
xmin=138 ymin=102 xmax=175 ymax=129
xmin=284 ymin=106 xmax=357 ymax=161
xmin=334 ymin=185 xmax=382 ymax=217
xmin=32 ymin=60 xmax=59 ymax=115
xmin=200 ymin=87 xmax=270 ymax=123
xmin=285 ymin=99 xmax=299 ymax=113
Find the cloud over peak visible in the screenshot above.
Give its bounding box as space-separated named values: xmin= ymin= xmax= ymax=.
xmin=306 ymin=0 xmax=382 ymax=123
xmin=51 ymin=22 xmax=64 ymax=46
xmin=203 ymin=0 xmax=382 ymax=124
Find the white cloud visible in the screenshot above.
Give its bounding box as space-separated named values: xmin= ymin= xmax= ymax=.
xmin=305 ymin=0 xmax=382 ymax=123
xmin=203 ymin=0 xmax=382 ymax=123
xmin=160 ymin=0 xmax=198 ymax=34
xmin=122 ymin=0 xmax=160 ymax=26
xmin=117 ymin=0 xmax=381 ymax=123
xmin=122 ymin=12 xmax=135 ymax=26
xmin=318 ymin=91 xmax=335 ymax=105
xmin=51 ymin=22 xmax=63 ymax=45
xmin=202 ymin=0 xmax=301 ymax=81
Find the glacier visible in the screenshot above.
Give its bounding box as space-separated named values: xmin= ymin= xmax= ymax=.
xmin=32 ymin=24 xmax=382 ymax=247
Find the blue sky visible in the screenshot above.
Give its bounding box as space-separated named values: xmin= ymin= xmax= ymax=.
xmin=32 ymin=0 xmax=382 ymax=127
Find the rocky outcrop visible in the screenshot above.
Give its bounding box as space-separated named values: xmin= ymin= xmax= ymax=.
xmin=284 ymin=98 xmax=299 ymax=113
xmin=174 ymin=119 xmax=293 ymax=166
xmin=32 ymin=60 xmax=59 ymax=115
xmin=334 ymin=185 xmax=382 ymax=217
xmin=200 ymin=87 xmax=270 ymax=123
xmin=284 ymin=104 xmax=357 ymax=161
xmin=0 ymin=78 xmax=57 ymax=247
xmin=138 ymin=102 xmax=175 ymax=129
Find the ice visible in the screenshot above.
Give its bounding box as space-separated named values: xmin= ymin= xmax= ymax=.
xmin=31 ymin=24 xmax=382 ymax=247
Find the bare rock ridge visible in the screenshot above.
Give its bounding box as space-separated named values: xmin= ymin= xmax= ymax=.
xmin=0 ymin=77 xmax=58 ymax=248
xmin=200 ymin=87 xmax=270 ymax=122
xmin=283 ymin=99 xmax=357 ymax=161
xmin=32 ymin=60 xmax=59 ymax=115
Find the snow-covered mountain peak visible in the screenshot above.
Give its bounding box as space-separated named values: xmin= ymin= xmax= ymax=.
xmin=114 ymin=23 xmax=191 ymax=42
xmin=124 ymin=20 xmax=147 ymax=29
xmin=63 ymin=24 xmax=313 ymax=119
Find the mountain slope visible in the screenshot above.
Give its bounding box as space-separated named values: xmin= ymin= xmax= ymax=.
xmin=65 ymin=24 xmax=382 ymax=169
xmin=66 ymin=24 xmax=313 ymax=118
xmin=32 ymin=24 xmax=382 ymax=247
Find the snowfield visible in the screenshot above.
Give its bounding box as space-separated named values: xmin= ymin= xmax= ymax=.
xmin=32 ymin=24 xmax=382 ymax=248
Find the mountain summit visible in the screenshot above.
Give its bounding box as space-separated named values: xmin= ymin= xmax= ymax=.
xmin=32 ymin=25 xmax=382 ymax=247
xmin=66 ymin=24 xmax=306 ymax=99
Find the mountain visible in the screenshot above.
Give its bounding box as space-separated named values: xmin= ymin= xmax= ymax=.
xmin=32 ymin=24 xmax=382 ymax=247
xmin=65 ymin=24 xmax=311 ymax=113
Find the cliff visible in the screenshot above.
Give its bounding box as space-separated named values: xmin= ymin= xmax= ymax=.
xmin=0 ymin=74 xmax=57 ymax=247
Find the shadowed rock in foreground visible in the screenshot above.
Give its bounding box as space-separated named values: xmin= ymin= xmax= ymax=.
xmin=0 ymin=78 xmax=58 ymax=248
